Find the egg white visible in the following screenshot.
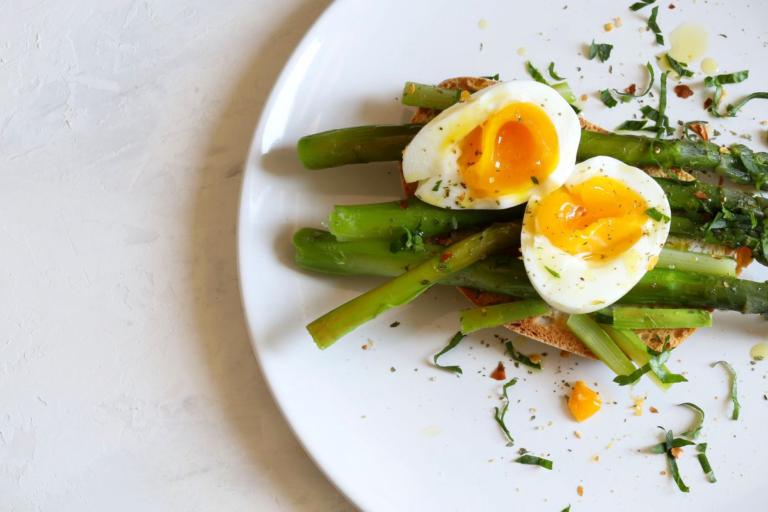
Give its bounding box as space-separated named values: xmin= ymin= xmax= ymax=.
xmin=521 ymin=156 xmax=671 ymax=314
xmin=402 ymin=80 xmax=581 ymax=210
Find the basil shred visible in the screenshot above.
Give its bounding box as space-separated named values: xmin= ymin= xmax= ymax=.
xmin=515 ymin=454 xmax=554 ymax=470
xmin=665 ymin=54 xmax=694 ymax=78
xmin=548 ymin=62 xmax=565 ymax=81
xmin=433 ymin=331 xmax=465 ymax=374
xmin=494 ymin=377 xmax=518 ymax=445
xmin=696 ymin=443 xmax=717 ymax=483
xmin=613 ymin=62 xmax=655 ymax=100
xmin=588 ymin=40 xmax=613 ymax=62
xmin=646 ymin=207 xmax=671 ymax=222
xmin=505 ymin=341 xmax=542 ymax=370
xmin=678 ymin=402 xmax=705 ymax=439
xmin=613 ymin=341 xmax=686 ymax=385
xmin=647 ymin=6 xmax=664 ymax=45
xmin=651 ymin=428 xmax=694 ymax=492
xmin=712 ymin=361 xmax=740 ymax=420
xmin=630 ymin=0 xmax=656 ymax=11
xmin=600 ymin=89 xmax=618 ymax=108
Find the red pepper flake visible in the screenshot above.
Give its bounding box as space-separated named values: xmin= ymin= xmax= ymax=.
xmin=735 ymin=246 xmax=753 ymax=273
xmin=440 ymin=251 xmax=453 ymax=262
xmin=669 ymin=3 xmax=676 ymax=8
xmin=624 ymin=83 xmax=637 ymax=95
xmin=688 ymin=122 xmax=709 ymax=141
xmin=718 ymin=175 xmax=725 ymax=186
xmin=704 ymin=97 xmax=714 ymax=110
xmin=399 ymin=199 xmax=410 ymax=209
xmin=649 ymin=406 xmax=659 ymax=414
xmin=674 ymin=84 xmax=694 ymax=99
xmin=694 ymin=191 xmax=709 ymax=200
xmin=490 ymin=361 xmax=506 ymax=381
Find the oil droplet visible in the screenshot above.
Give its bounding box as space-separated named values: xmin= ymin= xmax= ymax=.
xmin=517 ymin=47 xmax=527 ymax=56
xmin=751 ymin=342 xmax=768 ymax=361
xmin=669 ymin=24 xmax=709 ymax=64
xmin=478 ymin=18 xmax=488 ymax=29
xmin=701 ymin=57 xmax=719 ymax=74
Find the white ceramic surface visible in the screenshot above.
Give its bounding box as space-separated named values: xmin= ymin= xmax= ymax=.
xmin=240 ymin=1 xmax=768 ymax=510
xmin=2 ymin=1 xmax=353 ymax=510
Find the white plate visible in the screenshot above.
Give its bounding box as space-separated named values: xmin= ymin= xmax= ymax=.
xmin=239 ymin=1 xmax=768 ymax=510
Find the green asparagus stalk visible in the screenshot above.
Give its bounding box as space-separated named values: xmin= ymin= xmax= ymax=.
xmin=293 ymin=229 xmax=768 ymax=315
xmin=297 ymin=124 xmax=423 ymax=170
xmin=297 ymin=124 xmax=768 ymax=190
xmin=656 ymin=247 xmax=736 ymax=277
xmin=602 ymin=326 xmax=672 ymax=390
xmin=327 ymin=199 xmax=758 ymax=266
xmin=402 ymin=82 xmax=464 ymax=110
xmin=460 ymin=299 xmax=550 ymax=334
xmin=565 ymin=315 xmax=637 ymax=375
xmin=330 ymin=199 xmax=521 ymax=240
xmin=610 ymin=306 xmax=713 ymax=329
xmin=305 ymin=223 xmax=520 ymax=349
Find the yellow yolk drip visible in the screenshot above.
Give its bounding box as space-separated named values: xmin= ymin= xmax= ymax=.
xmin=568 ymin=381 xmax=602 ymax=422
xmin=534 ymin=176 xmax=649 ymax=261
xmin=457 ymin=102 xmax=559 ymax=198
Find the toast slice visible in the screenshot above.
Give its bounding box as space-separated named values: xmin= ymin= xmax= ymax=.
xmin=405 ymin=76 xmax=737 ymax=357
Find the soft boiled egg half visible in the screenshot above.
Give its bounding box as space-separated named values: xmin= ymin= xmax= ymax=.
xmin=521 ymin=156 xmax=671 ymax=314
xmin=402 ymin=81 xmax=581 ymax=209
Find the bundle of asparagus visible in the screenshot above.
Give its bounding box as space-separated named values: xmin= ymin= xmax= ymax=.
xmin=291 ymin=78 xmax=768 ymax=367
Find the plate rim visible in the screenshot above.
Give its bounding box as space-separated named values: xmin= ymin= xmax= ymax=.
xmin=235 ymin=0 xmax=362 ymax=508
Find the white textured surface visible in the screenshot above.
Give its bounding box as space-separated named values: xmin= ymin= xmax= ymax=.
xmin=0 ymin=1 xmax=353 ymax=510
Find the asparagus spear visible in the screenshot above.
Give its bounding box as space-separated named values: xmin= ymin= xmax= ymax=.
xmin=305 ymin=223 xmax=520 ymax=348
xmin=294 ymin=229 xmax=768 ymax=315
xmin=297 ymin=124 xmax=423 ymax=170
xmin=328 ymin=198 xmax=764 ymax=264
xmin=402 ymin=81 xmax=465 ymax=110
xmin=297 ymin=124 xmax=768 ymax=190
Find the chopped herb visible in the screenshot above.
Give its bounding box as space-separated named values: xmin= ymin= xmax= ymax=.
xmin=390 ymin=226 xmax=425 ymax=253
xmin=704 ymin=70 xmax=750 ymax=117
xmin=588 ymin=40 xmax=613 ymax=62
xmin=548 ymin=62 xmax=565 ymax=81
xmin=646 ymin=207 xmax=671 ymax=222
xmin=651 ymin=428 xmax=694 ymax=492
xmin=505 ymin=341 xmax=542 ymax=370
xmin=613 ymin=62 xmax=655 ymax=100
xmin=630 ymin=0 xmax=655 ymax=10
xmin=515 ymin=454 xmax=553 ymax=470
xmin=665 ymin=54 xmax=694 ymax=78
xmin=647 ymin=6 xmax=664 ymax=45
xmin=696 ymin=443 xmax=717 ymax=483
xmin=494 ymin=377 xmax=518 ymax=445
xmin=545 ymin=266 xmax=561 ymax=278
xmin=493 ymin=402 xmax=513 ymax=444
xmin=431 ymin=179 xmax=442 ymax=192
xmin=525 ymin=61 xmax=549 ymax=84
xmin=724 ymin=92 xmax=768 ymax=117
xmin=616 ymin=119 xmax=648 ymax=131
xmin=502 ymin=376 xmax=518 ymax=400
xmin=712 ymin=361 xmax=740 ymax=420
xmin=655 ymin=71 xmax=670 ymax=137
xmin=613 ymin=364 xmax=651 ymax=385
xmin=678 ymin=402 xmax=705 ymax=439
xmin=482 ymin=73 xmax=500 ymax=80
xmin=561 ymin=507 xmax=571 ymax=512
xmin=600 ymin=89 xmax=618 ymax=108
xmin=648 ymin=341 xmax=687 ymax=383
xmin=531 ymin=175 xmax=539 ymax=184
xmin=705 ymin=70 xmax=750 ymax=87
xmin=433 ymin=331 xmax=465 ymax=374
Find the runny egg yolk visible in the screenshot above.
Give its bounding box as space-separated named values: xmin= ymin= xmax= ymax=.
xmin=534 ymin=176 xmax=649 ymax=261
xmin=457 ymin=102 xmax=559 ymax=198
